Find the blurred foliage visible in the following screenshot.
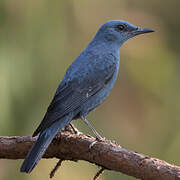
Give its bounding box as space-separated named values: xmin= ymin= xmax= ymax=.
xmin=0 ymin=0 xmax=179 ymax=180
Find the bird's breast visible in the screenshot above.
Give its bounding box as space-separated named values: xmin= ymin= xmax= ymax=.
xmin=81 ymin=54 xmax=120 ymax=116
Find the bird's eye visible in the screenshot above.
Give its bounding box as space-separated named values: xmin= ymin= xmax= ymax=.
xmin=116 ymin=24 xmax=125 ymax=31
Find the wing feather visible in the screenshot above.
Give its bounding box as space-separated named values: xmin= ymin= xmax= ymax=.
xmin=33 ymin=60 xmax=116 ymax=136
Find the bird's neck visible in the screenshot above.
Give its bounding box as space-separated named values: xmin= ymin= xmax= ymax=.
xmin=87 ymin=37 xmax=120 ymax=54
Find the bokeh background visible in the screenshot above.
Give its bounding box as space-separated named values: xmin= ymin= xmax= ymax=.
xmin=0 ymin=0 xmax=180 ymax=180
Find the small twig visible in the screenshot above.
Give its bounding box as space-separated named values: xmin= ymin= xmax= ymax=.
xmin=50 ymin=159 xmax=64 ymax=178
xmin=93 ymin=167 xmax=105 ymax=180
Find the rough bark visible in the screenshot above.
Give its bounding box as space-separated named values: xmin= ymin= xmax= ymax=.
xmin=0 ymin=132 xmax=180 ymax=180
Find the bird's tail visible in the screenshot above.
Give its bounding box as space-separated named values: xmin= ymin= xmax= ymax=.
xmin=20 ymin=115 xmax=72 ymax=173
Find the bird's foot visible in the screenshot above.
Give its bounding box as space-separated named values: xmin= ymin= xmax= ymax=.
xmin=69 ymin=123 xmax=82 ymax=135
xmin=89 ymin=137 xmax=106 ymax=149
xmin=64 ymin=123 xmax=82 ymax=135
xmin=88 ymin=137 xmax=120 ymax=149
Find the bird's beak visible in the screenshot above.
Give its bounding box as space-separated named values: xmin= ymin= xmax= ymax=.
xmin=133 ymin=27 xmax=155 ymax=36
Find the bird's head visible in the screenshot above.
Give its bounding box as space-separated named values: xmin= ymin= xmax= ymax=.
xmin=95 ymin=20 xmax=154 ymax=47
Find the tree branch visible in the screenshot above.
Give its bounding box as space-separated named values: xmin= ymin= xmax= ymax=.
xmin=0 ymin=132 xmax=180 ymax=180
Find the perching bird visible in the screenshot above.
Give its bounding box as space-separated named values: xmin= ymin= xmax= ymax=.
xmin=20 ymin=20 xmax=154 ymax=173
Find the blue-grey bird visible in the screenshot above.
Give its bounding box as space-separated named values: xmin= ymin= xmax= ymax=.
xmin=20 ymin=20 xmax=154 ymax=173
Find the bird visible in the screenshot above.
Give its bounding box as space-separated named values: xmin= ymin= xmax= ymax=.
xmin=20 ymin=20 xmax=154 ymax=173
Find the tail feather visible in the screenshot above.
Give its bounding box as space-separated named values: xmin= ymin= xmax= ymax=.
xmin=20 ymin=115 xmax=72 ymax=173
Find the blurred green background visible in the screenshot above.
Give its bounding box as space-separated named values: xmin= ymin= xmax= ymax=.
xmin=0 ymin=0 xmax=180 ymax=180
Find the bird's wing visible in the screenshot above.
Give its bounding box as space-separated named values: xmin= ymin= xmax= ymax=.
xmin=33 ymin=60 xmax=116 ymax=136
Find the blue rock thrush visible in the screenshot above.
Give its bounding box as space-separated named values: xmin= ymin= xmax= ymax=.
xmin=20 ymin=20 xmax=154 ymax=173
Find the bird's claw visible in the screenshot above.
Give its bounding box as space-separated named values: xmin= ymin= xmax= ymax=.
xmin=89 ymin=137 xmax=106 ymax=149
xmin=64 ymin=123 xmax=82 ymax=135
xmin=88 ymin=138 xmax=120 ymax=149
xmin=71 ymin=127 xmax=82 ymax=136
